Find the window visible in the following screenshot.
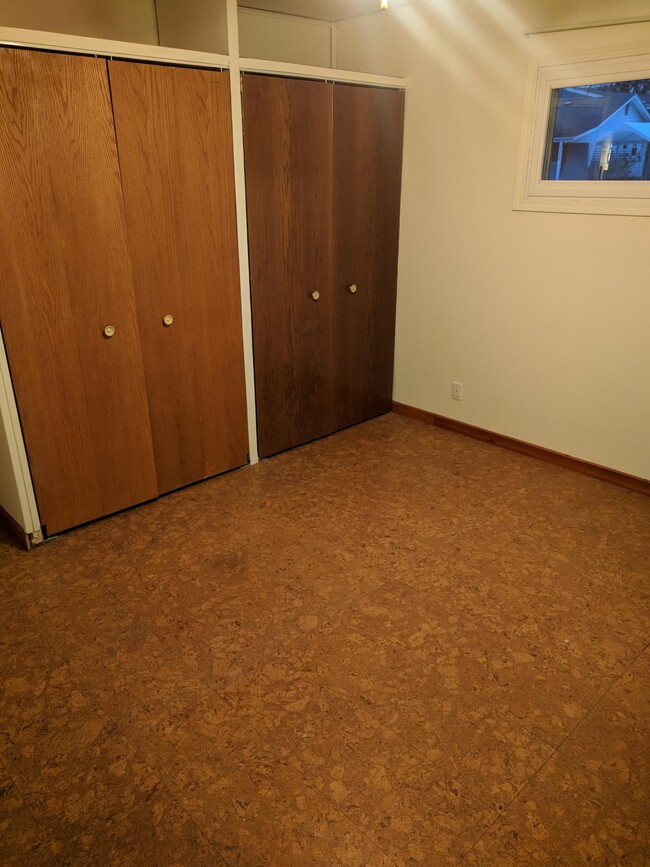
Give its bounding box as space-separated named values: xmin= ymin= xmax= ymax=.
xmin=515 ymin=46 xmax=650 ymax=216
xmin=543 ymin=79 xmax=650 ymax=182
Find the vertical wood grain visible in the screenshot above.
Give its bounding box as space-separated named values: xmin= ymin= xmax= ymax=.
xmin=0 ymin=49 xmax=157 ymax=535
xmin=109 ymin=62 xmax=248 ymax=493
xmin=243 ymin=74 xmax=336 ymax=458
xmin=332 ymin=84 xmax=405 ymax=429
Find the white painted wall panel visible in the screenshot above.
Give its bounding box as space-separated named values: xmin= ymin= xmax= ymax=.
xmin=0 ymin=0 xmax=158 ymax=43
xmin=238 ymin=8 xmax=332 ymax=66
xmin=156 ymin=0 xmax=228 ymax=54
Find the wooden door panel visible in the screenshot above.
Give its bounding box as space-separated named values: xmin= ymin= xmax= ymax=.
xmin=0 ymin=49 xmax=157 ymax=534
xmin=333 ymin=85 xmax=405 ymax=428
xmin=243 ymin=74 xmax=335 ymax=458
xmin=108 ymin=62 xmax=248 ymax=493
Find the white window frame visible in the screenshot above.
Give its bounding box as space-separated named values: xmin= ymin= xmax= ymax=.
xmin=514 ymin=44 xmax=650 ymax=216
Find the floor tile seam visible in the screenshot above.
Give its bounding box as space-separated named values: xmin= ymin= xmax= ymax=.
xmin=137 ymin=763 xmax=227 ymax=863
xmin=1 ymin=627 xmax=70 ymax=676
xmin=100 ymin=585 xmax=283 ymax=713
xmin=592 ymin=567 xmax=650 ymax=603
xmin=102 ymin=585 xmax=133 ymax=612
xmin=0 ymin=750 xmax=65 ymax=866
xmin=279 ymin=753 xmax=401 ymax=867
xmin=426 ymin=624 xmax=632 ymax=700
xmin=493 ymin=744 xmax=567 ymax=854
xmin=514 ymin=600 xmax=650 ymax=643
xmin=126 ymin=728 xmax=396 ymax=867
xmin=36 ymin=707 xmax=222 ymax=860
xmin=456 ymin=810 xmax=508 ymax=865
xmin=18 ymin=645 xmax=230 ymax=828
xmin=405 ymin=670 xmax=563 ymax=751
xmin=357 ymin=617 xmax=565 ymax=661
xmin=545 ymin=641 xmax=650 ymax=756
xmin=0 ymin=576 xmax=87 ymax=621
xmin=1 ymin=652 xmax=112 ymax=760
xmin=513 ymin=545 xmax=650 ymax=582
xmin=322 ymin=663 xmax=564 ymax=766
xmin=282 ymin=729 xmax=493 ymax=867
xmin=50 ymin=712 xmax=221 ymax=865
xmin=457 ymin=814 xmax=573 ymax=867
xmin=313 ymin=681 xmax=511 ymax=826
xmin=401 ymin=712 xmax=559 ymax=816
xmin=441 ymin=678 xmax=577 ymax=755
xmin=392 ymin=730 xmax=508 ymax=820
xmin=468 ymin=631 xmax=642 ymax=686
xmin=156 ymin=635 xmax=289 ymax=733
xmin=2 ymin=682 xmax=113 ymax=766
xmin=98 ymin=715 xmax=192 ymax=808
xmin=412 ymin=519 xmax=494 ymax=553
xmin=538 ymin=505 xmax=650 ymax=536
xmin=495 ymin=700 xmax=650 ymax=858
xmin=72 ymin=585 xmax=149 ymax=638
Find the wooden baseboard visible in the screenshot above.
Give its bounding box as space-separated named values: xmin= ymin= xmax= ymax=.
xmin=0 ymin=504 xmax=32 ymax=550
xmin=392 ymin=401 xmax=650 ymax=496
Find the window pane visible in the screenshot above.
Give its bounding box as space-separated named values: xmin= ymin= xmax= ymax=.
xmin=543 ymin=79 xmax=650 ymax=181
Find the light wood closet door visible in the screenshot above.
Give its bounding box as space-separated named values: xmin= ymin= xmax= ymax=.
xmin=243 ymin=74 xmax=336 ymax=459
xmin=333 ymin=85 xmax=405 ymax=429
xmin=108 ymin=62 xmax=248 ymax=493
xmin=0 ymin=49 xmax=157 ymax=535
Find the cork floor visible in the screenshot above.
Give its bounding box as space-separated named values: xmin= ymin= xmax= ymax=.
xmin=1 ymin=413 xmax=648 ymax=866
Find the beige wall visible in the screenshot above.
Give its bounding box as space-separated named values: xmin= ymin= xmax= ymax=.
xmin=238 ymin=7 xmax=332 ymax=66
xmin=337 ymin=0 xmax=650 ymax=480
xmin=0 ymin=0 xmax=159 ymax=42
xmin=156 ymin=0 xmax=228 ymax=54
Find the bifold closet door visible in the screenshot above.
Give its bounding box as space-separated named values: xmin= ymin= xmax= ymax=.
xmin=244 ymin=76 xmax=405 ymax=458
xmin=333 ymin=84 xmax=405 ymax=428
xmin=0 ymin=49 xmax=157 ymax=535
xmin=108 ymin=62 xmax=248 ymax=493
xmin=243 ymin=74 xmax=336 ymax=459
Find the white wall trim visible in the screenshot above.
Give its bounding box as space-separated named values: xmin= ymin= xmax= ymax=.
xmin=526 ymin=16 xmax=650 ymax=36
xmin=0 ymin=330 xmax=41 ymax=536
xmin=0 ymin=26 xmax=229 ymax=67
xmin=514 ymin=43 xmax=650 ymax=216
xmin=238 ymin=6 xmax=334 ymax=68
xmin=240 ymin=57 xmax=406 ymax=88
xmin=226 ymin=0 xmax=259 ymax=464
xmin=237 ymin=6 xmax=332 ymax=31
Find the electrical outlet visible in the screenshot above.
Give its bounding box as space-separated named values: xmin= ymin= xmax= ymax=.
xmin=452 ymin=381 xmax=463 ymax=401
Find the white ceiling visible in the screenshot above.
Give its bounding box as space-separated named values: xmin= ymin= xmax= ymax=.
xmin=237 ymin=0 xmax=414 ymax=23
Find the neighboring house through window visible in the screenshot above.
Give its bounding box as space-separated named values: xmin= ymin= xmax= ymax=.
xmin=544 ymin=81 xmax=650 ymax=181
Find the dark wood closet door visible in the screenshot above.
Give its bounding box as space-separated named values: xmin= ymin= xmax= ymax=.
xmin=108 ymin=62 xmax=248 ymax=494
xmin=242 ymin=74 xmax=336 ymax=459
xmin=333 ymin=85 xmax=405 ymax=428
xmin=0 ymin=49 xmax=157 ymax=535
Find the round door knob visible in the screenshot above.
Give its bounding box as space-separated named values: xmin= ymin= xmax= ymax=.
xmin=103 ymin=325 xmax=116 ymax=338
xmin=311 ymin=291 xmax=320 ymax=301
xmin=163 ymin=314 xmax=174 ymax=327
xmin=348 ymin=283 xmax=358 ymax=294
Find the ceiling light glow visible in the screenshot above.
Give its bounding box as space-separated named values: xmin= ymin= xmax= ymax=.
xmin=381 ymin=0 xmax=389 ymax=9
